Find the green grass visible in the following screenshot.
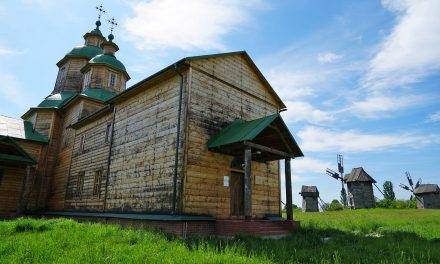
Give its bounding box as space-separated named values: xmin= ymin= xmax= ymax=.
xmin=1 ymin=208 xmax=439 ymax=263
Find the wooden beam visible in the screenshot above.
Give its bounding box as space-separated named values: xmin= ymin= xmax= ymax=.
xmin=285 ymin=158 xmax=293 ymax=221
xmin=17 ymin=165 xmax=30 ymax=215
xmin=243 ymin=141 xmax=293 ymax=158
xmin=269 ymin=124 xmax=294 ymax=154
xmin=244 ymin=148 xmax=252 ymax=221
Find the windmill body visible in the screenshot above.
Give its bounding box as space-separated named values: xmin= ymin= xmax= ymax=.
xmin=299 ymin=185 xmax=319 ymax=212
xmin=344 ymin=167 xmax=376 ymax=209
xmin=413 ymin=184 xmax=440 ymax=209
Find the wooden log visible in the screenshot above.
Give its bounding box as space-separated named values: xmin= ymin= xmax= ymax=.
xmin=244 ymin=148 xmax=252 ymax=220
xmin=285 ymin=158 xmax=293 ymax=221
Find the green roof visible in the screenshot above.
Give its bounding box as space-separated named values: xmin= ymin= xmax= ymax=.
xmin=207 ymin=114 xmax=279 ymax=149
xmin=66 ymin=45 xmax=103 ymax=59
xmin=0 ymin=136 xmax=38 ymax=165
xmin=0 ymin=115 xmax=48 ymax=143
xmin=37 ymin=92 xmax=76 ymax=108
xmin=81 ymin=88 xmax=117 ymax=102
xmin=89 ymin=54 xmax=127 ymax=72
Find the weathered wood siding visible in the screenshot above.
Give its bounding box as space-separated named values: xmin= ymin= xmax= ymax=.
xmin=34 ymin=110 xmax=54 ymax=137
xmin=0 ymin=166 xmax=24 ymax=212
xmin=89 ymin=65 xmax=127 ymax=94
xmin=64 ymin=112 xmax=112 ymax=211
xmin=347 ymin=182 xmax=376 ymax=209
xmin=105 ymin=74 xmax=184 ymax=213
xmin=183 ymin=55 xmax=282 ymax=219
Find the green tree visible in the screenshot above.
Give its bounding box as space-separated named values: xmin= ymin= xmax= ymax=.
xmin=326 ymin=199 xmax=343 ymax=211
xmin=383 ymin=181 xmax=396 ymax=200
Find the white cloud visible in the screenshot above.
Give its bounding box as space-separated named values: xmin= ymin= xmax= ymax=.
xmin=281 ymin=100 xmax=334 ymax=124
xmin=0 ymin=48 xmax=26 ymax=56
xmin=124 ymin=0 xmax=265 ymax=51
xmin=363 ymin=0 xmax=440 ymax=90
xmin=427 ymin=111 xmax=440 ymax=122
xmin=317 ymin=52 xmax=342 ymax=64
xmin=298 ymin=126 xmax=435 ymax=153
xmin=291 ymin=157 xmax=332 ymax=174
xmin=349 ymin=93 xmax=424 ymax=119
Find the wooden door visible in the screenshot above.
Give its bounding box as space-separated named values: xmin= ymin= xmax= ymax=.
xmin=230 ymin=172 xmax=244 ymax=216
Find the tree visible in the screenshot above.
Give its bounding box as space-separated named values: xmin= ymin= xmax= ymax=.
xmin=326 ymin=199 xmax=343 ymax=211
xmin=383 ymin=181 xmax=396 ymax=200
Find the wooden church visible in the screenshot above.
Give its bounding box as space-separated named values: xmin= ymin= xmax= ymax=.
xmin=0 ymin=15 xmax=304 ymax=237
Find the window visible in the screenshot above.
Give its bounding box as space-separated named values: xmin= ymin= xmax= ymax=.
xmin=0 ymin=168 xmax=4 ymax=186
xmin=82 ymin=71 xmax=91 ymax=91
xmin=76 ymin=171 xmax=85 ymax=197
xmin=93 ymin=170 xmax=102 ymax=196
xmin=97 ymin=39 xmax=101 ymax=47
xmin=63 ymin=128 xmax=70 ymax=148
xmin=109 ymin=72 xmax=116 ymax=87
xmin=56 ymin=67 xmax=66 ymax=86
xmin=105 ymin=123 xmax=112 ymax=144
xmin=79 ymin=134 xmax=86 ymax=153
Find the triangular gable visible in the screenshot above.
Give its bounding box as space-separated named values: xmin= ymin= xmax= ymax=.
xmin=0 ymin=136 xmax=37 ymax=166
xmin=186 ymin=51 xmax=286 ymax=109
xmin=344 ymin=167 xmax=376 ymax=183
xmin=207 ymin=114 xmax=303 ymax=161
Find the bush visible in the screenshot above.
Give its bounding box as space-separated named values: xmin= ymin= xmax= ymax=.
xmin=325 ymin=199 xmax=344 ymax=211
xmin=377 ymin=199 xmax=416 ymax=209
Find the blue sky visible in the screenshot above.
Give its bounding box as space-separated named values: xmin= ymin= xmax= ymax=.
xmin=1 ymin=0 xmax=439 ymax=206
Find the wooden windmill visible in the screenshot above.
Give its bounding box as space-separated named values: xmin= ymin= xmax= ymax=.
xmin=326 ymin=154 xmax=348 ymax=207
xmin=399 ymin=171 xmax=422 ymax=200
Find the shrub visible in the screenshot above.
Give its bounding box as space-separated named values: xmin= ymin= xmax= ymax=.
xmin=325 ymin=200 xmax=343 ymax=211
xmin=377 ymin=199 xmax=416 ymax=209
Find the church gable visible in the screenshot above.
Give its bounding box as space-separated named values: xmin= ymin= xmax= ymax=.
xmin=188 ymin=52 xmax=285 ymax=109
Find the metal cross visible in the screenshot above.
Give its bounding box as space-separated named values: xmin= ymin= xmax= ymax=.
xmin=108 ymin=17 xmax=118 ymax=34
xmin=96 ymin=5 xmax=106 ymax=20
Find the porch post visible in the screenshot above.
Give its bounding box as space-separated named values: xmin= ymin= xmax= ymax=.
xmin=285 ymin=158 xmax=293 ymax=221
xmin=244 ymin=147 xmax=252 ymax=221
xmin=17 ymin=165 xmax=31 ymax=215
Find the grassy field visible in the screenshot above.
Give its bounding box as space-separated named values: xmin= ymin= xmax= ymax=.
xmin=0 ymin=209 xmax=439 ymax=263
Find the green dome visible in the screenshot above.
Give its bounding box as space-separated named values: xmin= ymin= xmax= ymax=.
xmin=89 ymin=54 xmax=126 ymax=72
xmin=66 ymin=45 xmax=103 ymax=59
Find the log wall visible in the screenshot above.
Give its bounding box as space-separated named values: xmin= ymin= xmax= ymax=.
xmin=183 ymin=55 xmax=282 ymax=219
xmin=105 ymin=73 xmax=185 ymax=213
xmin=0 ymin=166 xmax=25 ymax=212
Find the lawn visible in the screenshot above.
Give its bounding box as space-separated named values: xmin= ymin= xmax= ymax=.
xmin=0 ymin=209 xmax=439 ymax=263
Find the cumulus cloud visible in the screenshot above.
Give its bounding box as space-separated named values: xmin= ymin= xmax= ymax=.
xmin=0 ymin=48 xmax=26 ymax=56
xmin=291 ymin=157 xmax=332 ymax=174
xmin=363 ymin=0 xmax=440 ymax=90
xmin=427 ymin=111 xmax=440 ymax=122
xmin=349 ymin=93 xmax=424 ymax=119
xmin=298 ymin=126 xmax=435 ymax=153
xmin=281 ymin=101 xmax=334 ymax=124
xmin=317 ymin=52 xmax=342 ymax=64
xmin=124 ymin=0 xmax=265 ymax=51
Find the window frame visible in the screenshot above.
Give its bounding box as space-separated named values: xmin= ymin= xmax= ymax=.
xmin=109 ymin=72 xmax=117 ymax=87
xmin=93 ymin=170 xmax=102 ymax=197
xmin=76 ymin=171 xmax=85 ymax=198
xmin=105 ymin=123 xmax=112 ymax=144
xmin=82 ymin=70 xmax=91 ymax=92
xmin=79 ymin=134 xmax=86 ymax=153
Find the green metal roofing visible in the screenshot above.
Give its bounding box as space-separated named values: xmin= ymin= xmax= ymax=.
xmin=0 ymin=115 xmax=48 ymax=143
xmin=65 ymin=45 xmax=103 ymax=59
xmin=81 ymin=88 xmax=116 ymax=102
xmin=0 ymin=136 xmax=37 ymax=165
xmin=37 ymin=92 xmax=76 ymax=108
xmin=89 ymin=53 xmax=127 ymax=72
xmin=207 ymin=114 xmax=279 ymax=149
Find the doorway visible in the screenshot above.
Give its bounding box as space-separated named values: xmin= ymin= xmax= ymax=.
xmin=230 ymin=171 xmax=244 ymax=216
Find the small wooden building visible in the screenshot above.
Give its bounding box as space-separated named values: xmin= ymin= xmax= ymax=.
xmin=299 ymin=185 xmax=319 ymax=212
xmin=344 ymin=167 xmax=376 ymax=209
xmin=0 ymin=18 xmax=304 ymax=237
xmin=413 ymin=184 xmax=440 ymax=209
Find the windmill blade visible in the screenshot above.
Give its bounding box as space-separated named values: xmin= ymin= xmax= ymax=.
xmin=399 ymin=183 xmax=411 ymax=191
xmin=337 ymin=154 xmax=344 ymax=174
xmin=406 ymin=171 xmax=414 ymax=188
xmin=326 ymin=168 xmax=340 ymax=180
xmin=415 ymin=178 xmax=422 ymax=188
xmin=410 ymin=195 xmax=413 ymax=200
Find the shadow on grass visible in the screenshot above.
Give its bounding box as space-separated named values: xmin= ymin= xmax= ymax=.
xmin=181 ymin=227 xmax=440 ymax=263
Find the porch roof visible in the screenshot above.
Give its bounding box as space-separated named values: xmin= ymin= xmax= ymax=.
xmin=207 ymin=114 xmax=303 ymax=161
xmin=0 ymin=136 xmax=37 ymax=166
